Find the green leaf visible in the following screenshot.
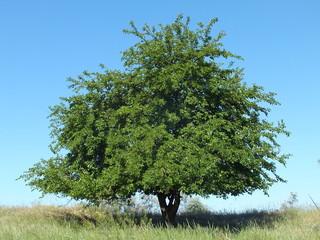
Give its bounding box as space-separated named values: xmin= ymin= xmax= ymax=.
xmin=20 ymin=14 xmax=290 ymax=205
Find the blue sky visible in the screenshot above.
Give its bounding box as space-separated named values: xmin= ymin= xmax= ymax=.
xmin=1 ymin=0 xmax=320 ymax=211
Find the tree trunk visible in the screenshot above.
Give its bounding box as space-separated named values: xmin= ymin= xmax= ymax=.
xmin=157 ymin=190 xmax=181 ymax=227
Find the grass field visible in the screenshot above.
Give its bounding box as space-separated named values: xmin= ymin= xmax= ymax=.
xmin=1 ymin=204 xmax=320 ymax=240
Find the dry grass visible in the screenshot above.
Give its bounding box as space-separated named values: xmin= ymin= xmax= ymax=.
xmin=1 ymin=205 xmax=320 ymax=239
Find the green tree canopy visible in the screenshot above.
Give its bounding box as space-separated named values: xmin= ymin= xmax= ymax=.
xmin=20 ymin=15 xmax=290 ymax=226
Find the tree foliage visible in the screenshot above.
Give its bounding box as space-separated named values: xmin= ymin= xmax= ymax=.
xmin=20 ymin=15 xmax=290 ymax=225
xmin=183 ymin=197 xmax=211 ymax=214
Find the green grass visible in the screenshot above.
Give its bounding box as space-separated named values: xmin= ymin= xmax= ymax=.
xmin=1 ymin=205 xmax=320 ymax=240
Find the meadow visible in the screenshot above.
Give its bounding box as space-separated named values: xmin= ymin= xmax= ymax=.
xmin=1 ymin=204 xmax=320 ymax=240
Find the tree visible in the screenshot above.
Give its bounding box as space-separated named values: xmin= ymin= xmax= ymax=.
xmin=183 ymin=197 xmax=211 ymax=214
xmin=20 ymin=15 xmax=290 ymax=226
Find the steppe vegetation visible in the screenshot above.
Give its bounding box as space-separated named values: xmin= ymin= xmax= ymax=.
xmin=1 ymin=203 xmax=320 ymax=240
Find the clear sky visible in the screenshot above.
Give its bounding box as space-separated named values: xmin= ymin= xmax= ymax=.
xmin=1 ymin=0 xmax=320 ymax=211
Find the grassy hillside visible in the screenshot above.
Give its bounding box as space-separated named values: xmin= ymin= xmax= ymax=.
xmin=1 ymin=205 xmax=320 ymax=240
